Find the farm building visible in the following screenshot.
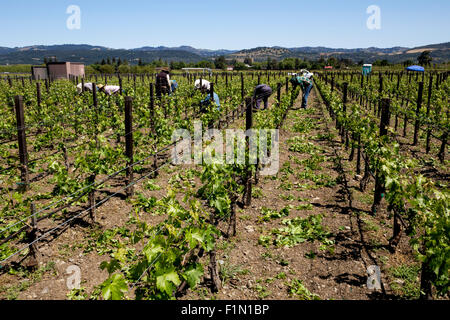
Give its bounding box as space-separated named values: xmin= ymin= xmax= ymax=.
xmin=31 ymin=62 xmax=85 ymax=80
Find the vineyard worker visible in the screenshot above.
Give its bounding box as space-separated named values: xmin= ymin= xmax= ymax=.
xmin=156 ymin=68 xmax=172 ymax=97
xmin=98 ymin=84 xmax=121 ymax=96
xmin=297 ymin=70 xmax=314 ymax=108
xmin=253 ymin=84 xmax=273 ymax=111
xmin=76 ymin=82 xmax=98 ymax=94
xmin=200 ymin=88 xmax=221 ymax=112
xmin=289 ymin=75 xmax=302 ymax=90
xmin=170 ymin=80 xmax=179 ymax=94
xmin=194 ymin=79 xmax=211 ymax=91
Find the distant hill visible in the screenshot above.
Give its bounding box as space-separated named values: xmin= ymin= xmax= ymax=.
xmin=134 ymin=45 xmax=236 ymax=57
xmin=0 ymin=44 xmax=209 ymax=65
xmin=227 ymin=42 xmax=450 ymax=63
xmin=0 ymin=43 xmax=448 ymax=65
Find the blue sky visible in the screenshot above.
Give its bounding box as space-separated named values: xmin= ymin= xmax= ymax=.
xmin=1 ymin=0 xmax=449 ymax=49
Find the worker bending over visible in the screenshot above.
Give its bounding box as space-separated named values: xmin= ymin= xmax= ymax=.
xmin=253 ymin=84 xmax=273 ymax=111
xmin=98 ymin=84 xmax=121 ymax=96
xmin=156 ymin=68 xmax=172 ymax=98
xmin=194 ymin=79 xmax=211 ymax=91
xmin=298 ymin=70 xmax=314 ymax=109
xmin=76 ymin=82 xmax=98 ymax=94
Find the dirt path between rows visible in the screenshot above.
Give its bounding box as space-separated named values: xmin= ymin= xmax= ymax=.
xmin=183 ymin=87 xmax=416 ymax=300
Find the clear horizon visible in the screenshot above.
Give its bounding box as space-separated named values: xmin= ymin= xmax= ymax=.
xmin=1 ymin=0 xmax=449 ymax=50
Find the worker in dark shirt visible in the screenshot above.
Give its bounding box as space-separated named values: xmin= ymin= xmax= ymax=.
xmin=155 ymin=68 xmax=171 ymax=98
xmin=253 ymin=84 xmax=273 ymax=110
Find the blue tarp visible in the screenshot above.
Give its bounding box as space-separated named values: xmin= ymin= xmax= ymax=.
xmin=406 ymin=65 xmax=425 ymax=72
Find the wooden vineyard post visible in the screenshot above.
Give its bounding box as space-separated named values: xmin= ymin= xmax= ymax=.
xmin=92 ymin=83 xmax=100 ymax=146
xmin=227 ymin=199 xmax=237 ymax=237
xmin=425 ymin=76 xmax=433 ymax=153
xmin=356 ymin=135 xmax=361 ymax=175
xmin=377 ymin=74 xmax=383 ymax=116
xmin=244 ymin=97 xmax=253 ymax=207
xmin=81 ymin=77 xmax=86 ymax=93
xmin=341 ymin=82 xmax=348 ymax=146
xmin=241 ymin=73 xmax=245 ymax=101
xmin=25 ymin=203 xmax=41 ymax=268
xmin=360 ymin=74 xmax=364 ymax=105
xmin=286 ymin=77 xmax=289 ymax=92
xmin=125 ymin=97 xmax=134 ymax=198
xmin=15 ymin=96 xmax=29 ymax=191
xmin=277 ymin=84 xmax=281 ymax=109
xmin=92 ymin=82 xmax=98 ymax=107
xmin=119 ymin=76 xmax=123 ymax=95
xmin=45 ymin=79 xmax=49 ymax=93
xmin=372 ymin=98 xmax=391 ymax=215
xmin=88 ymin=175 xmax=96 ymax=223
xmin=209 ymin=83 xmax=215 ymax=128
xmin=149 ymin=84 xmax=158 ymax=177
xmin=413 ymin=82 xmax=424 ymax=146
xmin=438 ymin=132 xmax=447 ymax=163
xmin=36 ymin=82 xmax=42 ymax=134
xmin=62 ymin=145 xmax=69 ymax=171
xmin=257 ymin=74 xmax=261 ymax=85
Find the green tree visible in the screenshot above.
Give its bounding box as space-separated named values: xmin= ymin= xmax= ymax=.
xmin=214 ymin=56 xmax=227 ymax=69
xmin=417 ymin=51 xmax=432 ymax=66
xmin=373 ymin=59 xmax=389 ymax=66
xmin=234 ymin=62 xmax=248 ymax=70
xmin=326 ymin=57 xmax=338 ymax=67
xmin=118 ymin=64 xmax=131 ymax=74
xmin=244 ymin=57 xmax=253 ymax=65
xmin=100 ymin=64 xmax=115 ymax=74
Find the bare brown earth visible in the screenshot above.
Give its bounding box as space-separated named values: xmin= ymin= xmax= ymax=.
xmin=0 ymin=87 xmax=434 ymax=300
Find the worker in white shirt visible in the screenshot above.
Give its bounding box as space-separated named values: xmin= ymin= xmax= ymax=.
xmin=76 ymin=82 xmax=97 ymax=94
xmin=194 ymin=79 xmax=211 ymax=91
xmin=98 ymin=84 xmax=121 ymax=96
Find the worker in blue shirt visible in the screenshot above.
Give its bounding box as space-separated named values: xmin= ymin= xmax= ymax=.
xmin=200 ymin=90 xmax=221 ymax=112
xmin=170 ymin=80 xmax=178 ymax=95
